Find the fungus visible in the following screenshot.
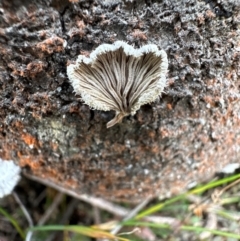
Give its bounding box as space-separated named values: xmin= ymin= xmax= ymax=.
xmin=0 ymin=159 xmax=21 ymax=198
xmin=67 ymin=41 xmax=168 ymax=128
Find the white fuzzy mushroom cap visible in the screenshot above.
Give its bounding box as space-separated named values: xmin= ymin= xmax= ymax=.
xmin=0 ymin=159 xmax=21 ymax=198
xmin=67 ymin=41 xmax=168 ymax=128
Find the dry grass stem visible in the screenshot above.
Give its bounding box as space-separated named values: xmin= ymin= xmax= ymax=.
xmin=24 ymin=172 xmax=178 ymax=225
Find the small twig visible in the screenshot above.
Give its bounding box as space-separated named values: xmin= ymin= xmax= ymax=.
xmin=93 ymin=206 xmax=101 ymax=225
xmin=144 ymin=215 xmax=180 ymax=225
xmin=199 ymin=212 xmax=217 ymax=240
xmin=12 ymin=191 xmax=34 ymax=241
xmin=93 ymin=206 xmax=102 ymax=241
xmin=24 ymin=172 xmax=179 ymax=225
xmin=111 ymin=196 xmax=152 ymax=235
xmin=59 ymin=198 xmax=79 ymax=224
xmin=12 ymin=191 xmax=33 ymax=227
xmin=25 ymin=231 xmax=33 ymax=241
xmin=33 ymin=189 xmax=46 ymax=207
xmin=212 ymin=178 xmax=240 ymax=202
xmin=38 ymin=192 xmax=64 ymax=226
xmin=45 ymin=198 xmax=79 ymax=241
xmin=24 ymin=172 xmax=129 ymax=215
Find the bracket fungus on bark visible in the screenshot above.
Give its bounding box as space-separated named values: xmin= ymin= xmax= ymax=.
xmin=67 ymin=41 xmax=168 ymax=128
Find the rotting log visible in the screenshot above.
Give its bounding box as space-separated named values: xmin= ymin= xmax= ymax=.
xmin=0 ymin=0 xmax=240 ymax=202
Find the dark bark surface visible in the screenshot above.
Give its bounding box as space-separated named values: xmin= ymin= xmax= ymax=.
xmin=0 ymin=0 xmax=239 ymax=202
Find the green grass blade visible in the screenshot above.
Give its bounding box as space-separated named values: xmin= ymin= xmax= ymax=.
xmin=190 ymin=173 xmax=240 ymax=194
xmin=136 ymin=174 xmax=240 ymax=219
xmin=29 ymin=225 xmax=129 ymax=241
xmin=0 ymin=206 xmax=25 ymax=239
xmin=135 ymin=193 xmax=187 ymax=219
xmin=123 ymin=221 xmax=240 ymax=239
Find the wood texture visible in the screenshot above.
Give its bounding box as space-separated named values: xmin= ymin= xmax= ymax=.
xmin=0 ymin=0 xmax=239 ymax=202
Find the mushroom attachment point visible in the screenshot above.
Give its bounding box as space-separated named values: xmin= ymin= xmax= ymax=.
xmin=67 ymin=41 xmax=168 ymax=128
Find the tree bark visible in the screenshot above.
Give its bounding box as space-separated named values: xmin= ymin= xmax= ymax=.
xmin=0 ymin=0 xmax=239 ymax=202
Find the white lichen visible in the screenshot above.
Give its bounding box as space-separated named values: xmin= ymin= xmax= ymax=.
xmin=67 ymin=41 xmax=168 ymax=128
xmin=0 ymin=159 xmax=21 ymax=198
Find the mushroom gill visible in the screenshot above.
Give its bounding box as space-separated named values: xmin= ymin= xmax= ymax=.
xmin=67 ymin=41 xmax=168 ymax=128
